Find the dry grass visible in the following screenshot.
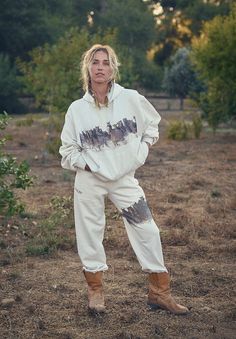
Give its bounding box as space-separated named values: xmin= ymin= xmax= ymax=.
xmin=0 ymin=113 xmax=235 ymax=338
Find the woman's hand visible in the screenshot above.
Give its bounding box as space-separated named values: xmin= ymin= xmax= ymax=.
xmin=85 ymin=164 xmax=91 ymax=172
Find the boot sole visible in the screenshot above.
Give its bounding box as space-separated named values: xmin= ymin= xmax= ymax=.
xmin=147 ymin=302 xmax=189 ymax=315
xmin=88 ymin=307 xmax=106 ymax=316
xmin=147 ymin=302 xmax=162 ymax=310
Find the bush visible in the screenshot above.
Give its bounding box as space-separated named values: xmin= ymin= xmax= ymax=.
xmin=0 ymin=112 xmax=33 ymax=217
xmin=192 ymin=116 xmax=203 ymax=138
xmin=15 ymin=114 xmax=34 ymax=127
xmin=167 ymin=120 xmax=191 ymax=141
xmin=26 ymin=195 xmax=74 ymax=256
xmin=42 ymin=113 xmax=65 ymax=157
xmin=167 ymin=115 xmax=203 ymax=140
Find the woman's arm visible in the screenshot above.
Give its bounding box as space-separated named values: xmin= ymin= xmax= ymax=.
xmin=139 ymin=95 xmax=161 ymax=147
xmin=59 ymin=108 xmax=87 ymax=171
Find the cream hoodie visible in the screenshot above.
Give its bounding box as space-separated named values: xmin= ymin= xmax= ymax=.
xmin=59 ymin=83 xmax=161 ymax=181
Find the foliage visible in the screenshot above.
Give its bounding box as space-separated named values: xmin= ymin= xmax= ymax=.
xmin=0 ymin=112 xmax=33 ymax=217
xmin=0 ymin=0 xmax=74 ymax=60
xmin=167 ymin=120 xmax=190 ymax=140
xmin=15 ymin=115 xmax=34 ymax=127
xmin=167 ymin=115 xmax=202 ymax=140
xmin=94 ymin=0 xmax=159 ymax=88
xmin=192 ymin=115 xmax=203 ymax=139
xmin=150 ymin=0 xmax=230 ymax=65
xmin=1 ymin=0 xmax=232 ymax=108
xmin=18 ymin=27 xmax=139 ymax=155
xmin=192 ymin=6 xmax=236 ymax=129
xmin=138 ymin=60 xmax=163 ymax=91
xmin=26 ymin=195 xmax=74 ymax=256
xmin=18 ymin=28 xmax=136 ymax=114
xmin=0 ymin=54 xmax=26 ymax=114
xmin=94 ymin=0 xmax=156 ymax=52
xmin=163 ymin=47 xmax=202 ymax=109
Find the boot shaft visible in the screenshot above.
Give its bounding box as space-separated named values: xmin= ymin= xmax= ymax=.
xmin=83 ymin=271 xmax=105 ymax=312
xmin=149 ymin=272 xmax=171 ymax=295
xmin=84 ymin=271 xmax=103 ymax=290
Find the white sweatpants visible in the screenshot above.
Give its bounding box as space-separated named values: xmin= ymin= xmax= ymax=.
xmin=74 ymin=170 xmax=167 ymax=273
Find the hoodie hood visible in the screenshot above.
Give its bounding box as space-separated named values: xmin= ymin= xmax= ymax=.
xmin=83 ymin=83 xmax=124 ymax=104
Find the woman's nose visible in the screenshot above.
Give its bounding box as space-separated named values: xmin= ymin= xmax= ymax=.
xmin=97 ymin=63 xmax=104 ymax=70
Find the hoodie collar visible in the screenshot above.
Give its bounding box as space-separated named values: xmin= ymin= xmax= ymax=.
xmin=83 ymin=83 xmax=124 ymax=104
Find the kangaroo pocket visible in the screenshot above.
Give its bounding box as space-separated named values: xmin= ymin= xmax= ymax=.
xmin=82 ymin=137 xmax=149 ymax=181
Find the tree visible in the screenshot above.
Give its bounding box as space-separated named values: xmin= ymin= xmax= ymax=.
xmin=192 ymin=6 xmax=236 ymax=129
xmin=0 ymin=0 xmax=74 ymax=61
xmin=149 ymin=0 xmax=231 ymax=66
xmin=162 ymin=47 xmax=201 ymax=109
xmin=94 ymin=0 xmax=156 ymax=52
xmin=18 ymin=28 xmax=136 ymax=114
xmin=92 ymin=0 xmax=157 ymax=87
xmin=18 ymin=28 xmax=138 ymax=155
xmin=0 ymin=54 xmax=25 ymax=113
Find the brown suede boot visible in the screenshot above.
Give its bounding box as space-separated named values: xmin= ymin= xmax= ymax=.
xmin=84 ymin=271 xmax=105 ymax=313
xmin=148 ymin=272 xmax=189 ymax=315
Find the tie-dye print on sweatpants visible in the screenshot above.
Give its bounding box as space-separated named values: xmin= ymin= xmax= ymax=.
xmin=73 ymin=170 xmax=167 ymax=273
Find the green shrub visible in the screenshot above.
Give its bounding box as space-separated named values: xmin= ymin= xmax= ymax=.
xmin=167 ymin=115 xmax=203 ymax=141
xmin=25 ymin=195 xmax=74 ymax=256
xmin=43 ymin=113 xmax=64 ymax=156
xmin=47 ymin=195 xmax=74 ymax=229
xmin=192 ymin=116 xmax=203 ymax=138
xmin=16 ymin=114 xmax=34 ymax=127
xmin=26 ymin=236 xmax=72 ymax=257
xmin=167 ymin=120 xmax=191 ymax=141
xmin=0 ymin=112 xmax=33 ymax=217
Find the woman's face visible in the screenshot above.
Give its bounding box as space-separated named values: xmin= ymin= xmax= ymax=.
xmin=89 ymin=50 xmax=113 ymax=85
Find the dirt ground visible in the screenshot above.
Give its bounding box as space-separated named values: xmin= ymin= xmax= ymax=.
xmin=0 ymin=110 xmax=235 ymax=339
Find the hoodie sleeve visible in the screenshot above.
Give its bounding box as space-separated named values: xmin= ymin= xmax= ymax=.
xmin=59 ymin=107 xmax=86 ymax=171
xmin=139 ymin=95 xmax=161 ymax=146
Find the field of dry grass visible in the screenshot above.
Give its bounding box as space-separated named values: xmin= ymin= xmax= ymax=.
xmin=0 ymin=110 xmax=235 ymax=338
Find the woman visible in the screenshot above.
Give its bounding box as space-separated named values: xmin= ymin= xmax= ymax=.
xmin=59 ymin=44 xmax=189 ymax=315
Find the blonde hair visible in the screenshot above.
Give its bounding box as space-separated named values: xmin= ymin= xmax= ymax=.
xmin=80 ymin=44 xmax=120 ymax=93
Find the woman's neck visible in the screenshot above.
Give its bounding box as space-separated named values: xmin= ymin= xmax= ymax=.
xmin=91 ymin=82 xmax=110 ymax=104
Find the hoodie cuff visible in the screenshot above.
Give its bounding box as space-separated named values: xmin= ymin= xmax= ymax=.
xmin=142 ymin=136 xmax=158 ymax=146
xmin=72 ymin=154 xmax=87 ymax=170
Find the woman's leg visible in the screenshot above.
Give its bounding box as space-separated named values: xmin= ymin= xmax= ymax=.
xmin=108 ymin=172 xmax=189 ymax=314
xmin=74 ymin=170 xmax=108 ymax=272
xmin=74 ymin=171 xmax=108 ymax=312
xmin=108 ymin=172 xmax=167 ymax=273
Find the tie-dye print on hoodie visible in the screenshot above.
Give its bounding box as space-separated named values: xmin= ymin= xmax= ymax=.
xmin=59 ymin=83 xmax=161 ymax=181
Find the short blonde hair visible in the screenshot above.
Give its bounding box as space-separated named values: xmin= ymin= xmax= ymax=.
xmin=80 ymin=44 xmax=120 ymax=92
